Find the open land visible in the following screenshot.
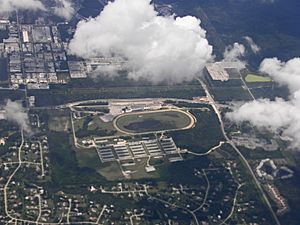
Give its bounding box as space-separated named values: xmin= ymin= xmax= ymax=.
xmin=245 ymin=74 xmax=272 ymax=83
xmin=1 ymin=2 xmax=299 ymax=224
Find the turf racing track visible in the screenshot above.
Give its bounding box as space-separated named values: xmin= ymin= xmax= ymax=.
xmin=113 ymin=109 xmax=196 ymax=135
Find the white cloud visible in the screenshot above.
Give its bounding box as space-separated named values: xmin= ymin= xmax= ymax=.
xmin=223 ymin=43 xmax=245 ymax=61
xmin=260 ymin=58 xmax=300 ymax=93
xmin=227 ymin=57 xmax=300 ymax=148
xmin=244 ymin=36 xmax=261 ymax=54
xmin=261 ymin=0 xmax=276 ymax=3
xmin=3 ymin=100 xmax=31 ymax=133
xmin=68 ymin=0 xmax=213 ymax=83
xmin=53 ymin=0 xmax=75 ymax=20
xmin=0 ymin=0 xmax=45 ymax=13
xmin=222 ymin=42 xmax=246 ymax=68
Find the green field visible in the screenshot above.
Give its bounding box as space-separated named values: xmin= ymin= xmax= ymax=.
xmin=245 ymin=74 xmax=272 ymax=83
xmin=28 ymin=84 xmax=205 ymax=107
xmin=115 ymin=110 xmax=193 ymax=134
xmin=74 ymin=115 xmax=118 ymax=138
xmin=48 ymin=116 xmax=70 ymax=132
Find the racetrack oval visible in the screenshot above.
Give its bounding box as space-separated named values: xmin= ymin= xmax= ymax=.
xmin=114 ymin=109 xmax=195 ymax=135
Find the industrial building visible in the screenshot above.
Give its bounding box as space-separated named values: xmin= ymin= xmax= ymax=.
xmin=96 ymin=137 xmax=183 ymax=163
xmin=205 ymin=62 xmax=245 ymax=86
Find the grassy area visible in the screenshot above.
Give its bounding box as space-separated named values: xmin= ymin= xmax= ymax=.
xmin=47 ymin=132 xmax=106 ymax=186
xmin=48 ymin=116 xmax=70 ymax=132
xmin=76 ymin=147 xmax=158 ymax=181
xmin=170 ymin=108 xmax=224 ymax=153
xmin=115 ymin=110 xmax=193 ymax=134
xmin=0 ymin=89 xmax=25 ymax=103
xmin=122 ymin=158 xmax=161 ymax=180
xmin=276 ymin=174 xmax=300 ymax=225
xmin=245 ymin=74 xmax=272 ymax=83
xmin=250 ymin=85 xmax=290 ymax=100
xmin=87 ymin=116 xmax=115 ymax=131
xmin=74 ymin=109 xmax=193 ymax=139
xmin=209 ymin=86 xmax=253 ymax=102
xmin=28 ymin=84 xmax=205 ymax=107
xmin=239 ymin=147 xmax=284 ymax=159
xmin=74 ymin=115 xmax=118 ymax=138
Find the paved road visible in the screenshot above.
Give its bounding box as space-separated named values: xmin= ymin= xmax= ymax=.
xmin=3 ymin=130 xmax=24 ymax=220
xmin=199 ymin=79 xmax=281 ymax=225
xmin=31 ymin=97 xmax=209 ymax=110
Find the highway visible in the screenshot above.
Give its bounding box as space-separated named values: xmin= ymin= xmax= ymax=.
xmin=199 ymin=79 xmax=281 ymax=225
xmin=2 ymin=81 xmax=280 ymax=224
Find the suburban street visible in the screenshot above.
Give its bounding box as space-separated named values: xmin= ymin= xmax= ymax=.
xmin=199 ymin=79 xmax=281 ymax=225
